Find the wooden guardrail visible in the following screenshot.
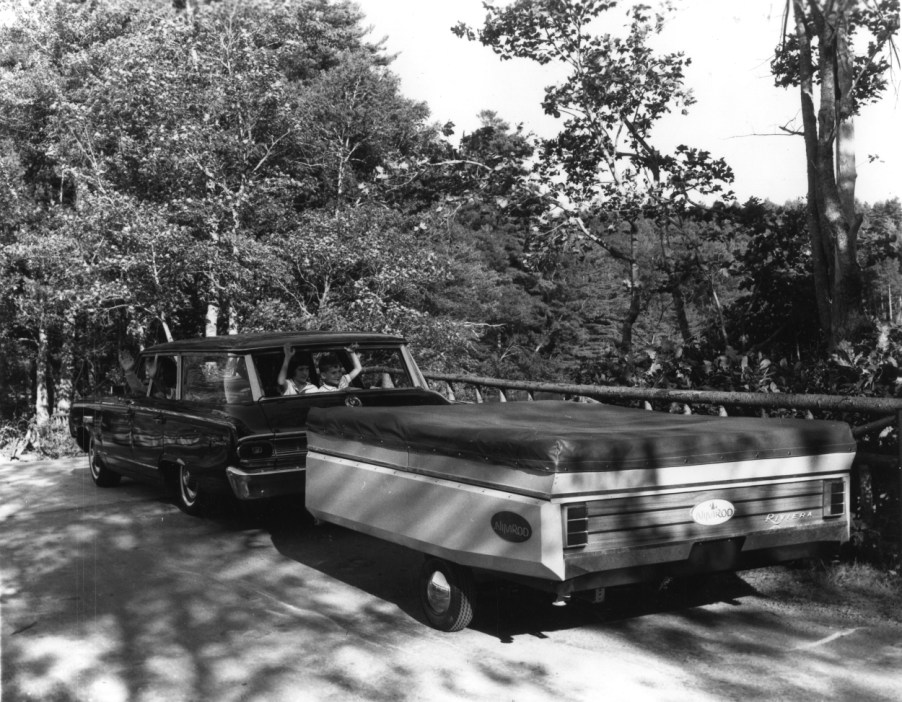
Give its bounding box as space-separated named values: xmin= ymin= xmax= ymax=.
xmin=422 ymin=371 xmax=902 ymax=554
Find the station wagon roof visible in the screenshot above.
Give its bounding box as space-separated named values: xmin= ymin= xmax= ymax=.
xmin=142 ymin=331 xmax=408 ymax=354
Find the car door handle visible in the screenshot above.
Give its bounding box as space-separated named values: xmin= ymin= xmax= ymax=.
xmin=154 ymin=414 xmax=166 ymax=424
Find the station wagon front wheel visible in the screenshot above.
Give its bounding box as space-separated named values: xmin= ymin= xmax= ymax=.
xmin=88 ymin=436 xmax=121 ymax=487
xmin=419 ymin=558 xmax=475 ymax=632
xmin=174 ymin=464 xmax=207 ymax=516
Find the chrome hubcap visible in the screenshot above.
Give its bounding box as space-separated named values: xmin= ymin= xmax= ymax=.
xmin=180 ymin=468 xmax=198 ymax=504
xmin=425 ymin=571 xmax=451 ymax=614
xmin=89 ymin=443 xmax=99 ymax=477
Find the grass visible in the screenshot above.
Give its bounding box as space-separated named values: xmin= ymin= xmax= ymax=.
xmin=0 ymin=421 xmax=81 ymax=461
xmin=748 ymin=560 xmax=902 ymax=624
xmin=821 ymin=561 xmax=901 ymax=600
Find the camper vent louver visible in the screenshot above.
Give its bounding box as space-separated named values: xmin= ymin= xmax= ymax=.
xmin=564 ymin=503 xmax=589 ymax=548
xmin=823 ymin=479 xmax=845 ymax=518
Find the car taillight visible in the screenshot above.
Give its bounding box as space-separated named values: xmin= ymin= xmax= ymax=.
xmin=237 ymin=441 xmax=274 ymax=460
xmin=823 ymin=479 xmax=845 ymax=517
xmin=564 ymin=502 xmax=588 ymax=548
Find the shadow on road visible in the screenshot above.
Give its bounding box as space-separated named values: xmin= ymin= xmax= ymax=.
xmin=5 ymin=461 xmax=901 ymax=702
xmin=254 ymin=496 xmax=764 ymax=641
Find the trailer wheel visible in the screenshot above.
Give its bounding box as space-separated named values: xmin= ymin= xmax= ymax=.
xmin=88 ymin=437 xmax=121 ymax=487
xmin=419 ymin=558 xmax=475 ymax=632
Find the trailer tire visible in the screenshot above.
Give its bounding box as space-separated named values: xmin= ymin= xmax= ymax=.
xmin=419 ymin=558 xmax=475 ymax=632
xmin=88 ymin=437 xmax=121 ymax=487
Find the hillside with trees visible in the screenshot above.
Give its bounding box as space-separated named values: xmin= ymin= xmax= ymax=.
xmin=1 ymin=0 xmax=900 ymax=457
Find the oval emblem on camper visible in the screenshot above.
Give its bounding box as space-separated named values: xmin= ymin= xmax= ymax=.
xmin=491 ymin=511 xmax=532 ymax=543
xmin=691 ymin=499 xmax=735 ymax=526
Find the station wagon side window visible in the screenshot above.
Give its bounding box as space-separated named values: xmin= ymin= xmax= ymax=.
xmin=125 ymin=354 xmax=177 ymax=399
xmin=250 ymin=346 xmax=415 ymax=397
xmin=149 ymin=355 xmax=179 ymax=400
xmin=125 ymin=355 xmax=152 ymax=397
xmin=182 ymin=353 xmax=251 ymax=405
xmin=353 ymin=348 xmax=414 ymax=389
xmin=303 ymin=347 xmax=414 ymax=390
xmin=249 ymin=349 xmax=289 ymax=398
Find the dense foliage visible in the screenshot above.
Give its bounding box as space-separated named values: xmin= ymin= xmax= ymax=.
xmin=0 ymin=0 xmax=900 ymax=433
xmin=1 ymin=0 xmax=900 ymax=568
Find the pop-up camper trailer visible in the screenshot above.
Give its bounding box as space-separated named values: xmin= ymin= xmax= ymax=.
xmin=305 ymin=401 xmax=854 ymax=631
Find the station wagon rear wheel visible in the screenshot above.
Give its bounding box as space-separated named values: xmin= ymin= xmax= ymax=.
xmin=88 ymin=436 xmax=121 ymax=487
xmin=419 ymin=558 xmax=475 ymax=632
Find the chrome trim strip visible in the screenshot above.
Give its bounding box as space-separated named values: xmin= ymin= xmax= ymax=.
xmin=226 ymin=466 xmax=304 ymax=478
xmin=237 ymin=432 xmax=305 ymax=443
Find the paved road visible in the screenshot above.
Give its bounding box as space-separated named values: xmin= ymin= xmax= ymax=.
xmin=2 ymin=458 xmax=901 ymax=702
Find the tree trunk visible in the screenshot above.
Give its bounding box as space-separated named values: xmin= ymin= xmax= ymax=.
xmin=793 ymin=3 xmax=833 ymax=337
xmin=219 ymin=298 xmax=239 ymax=335
xmin=205 ymin=302 xmax=218 ymax=337
xmin=619 ymin=222 xmax=642 ymax=356
xmin=671 ymin=281 xmax=692 ymax=345
xmin=54 ymin=309 xmax=76 ymax=421
xmin=708 ymin=274 xmax=730 ymax=348
xmin=34 ymin=323 xmax=50 ymax=436
xmin=657 ymin=221 xmax=692 ymax=344
xmin=793 ymin=0 xmax=867 ymax=349
xmin=159 ymin=315 xmax=173 ymax=343
xmin=814 ymin=3 xmax=865 ymax=346
xmin=830 ymin=7 xmax=866 ymax=344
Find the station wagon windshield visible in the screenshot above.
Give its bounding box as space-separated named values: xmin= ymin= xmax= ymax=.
xmin=251 ymin=346 xmax=415 ymax=399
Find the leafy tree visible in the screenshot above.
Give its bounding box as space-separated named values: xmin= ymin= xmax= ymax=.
xmin=859 ymin=198 xmax=902 ymax=321
xmin=723 ymin=199 xmax=820 ymax=354
xmin=393 ymin=111 xmax=583 ymax=377
xmin=0 ymin=0 xmax=460 ymax=423
xmin=1 ymin=0 xmax=423 ymax=335
xmin=454 ymin=0 xmax=734 ymax=356
xmin=296 ymin=50 xmax=432 ymax=211
xmin=0 ymin=207 xmax=122 ymax=430
xmin=253 ymin=205 xmax=473 ymax=366
xmin=772 ymin=0 xmax=900 ymax=348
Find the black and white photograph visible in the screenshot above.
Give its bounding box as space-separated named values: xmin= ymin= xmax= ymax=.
xmin=1 ymin=1 xmax=901 ymax=700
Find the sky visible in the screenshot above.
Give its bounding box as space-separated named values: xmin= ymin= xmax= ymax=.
xmin=355 ymin=0 xmax=902 ymax=205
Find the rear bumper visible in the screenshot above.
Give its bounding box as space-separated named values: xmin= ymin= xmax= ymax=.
xmin=556 ymin=521 xmax=849 ymax=592
xmin=226 ymin=466 xmax=305 ymax=500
